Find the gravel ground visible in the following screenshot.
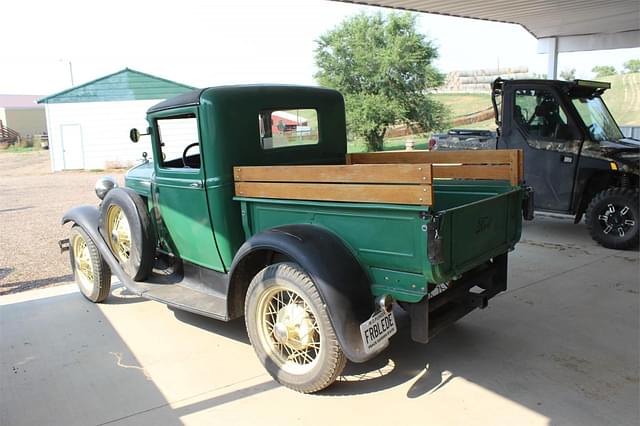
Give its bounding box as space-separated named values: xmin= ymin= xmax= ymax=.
xmin=0 ymin=151 xmax=125 ymax=295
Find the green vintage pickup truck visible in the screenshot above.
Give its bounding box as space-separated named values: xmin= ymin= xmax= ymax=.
xmin=61 ymin=85 xmax=532 ymax=393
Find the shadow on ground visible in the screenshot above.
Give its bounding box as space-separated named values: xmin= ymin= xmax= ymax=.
xmin=0 ymin=274 xmax=73 ymax=295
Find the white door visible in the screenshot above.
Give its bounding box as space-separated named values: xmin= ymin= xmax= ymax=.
xmin=61 ymin=124 xmax=84 ymax=169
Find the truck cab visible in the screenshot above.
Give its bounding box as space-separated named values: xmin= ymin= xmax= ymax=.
xmin=492 ymin=78 xmax=639 ymax=249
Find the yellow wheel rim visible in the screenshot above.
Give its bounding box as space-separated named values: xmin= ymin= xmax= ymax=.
xmin=106 ymin=205 xmax=132 ymax=264
xmin=72 ymin=232 xmax=94 ymax=294
xmin=256 ymin=285 xmax=321 ymax=375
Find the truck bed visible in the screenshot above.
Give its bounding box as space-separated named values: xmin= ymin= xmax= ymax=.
xmin=233 ymin=149 xmax=524 ymax=303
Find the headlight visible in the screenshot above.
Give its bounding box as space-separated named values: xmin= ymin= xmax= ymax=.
xmin=95 ymin=176 xmax=118 ymax=200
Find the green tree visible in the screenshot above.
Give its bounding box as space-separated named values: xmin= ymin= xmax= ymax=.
xmin=314 ymin=12 xmax=447 ymax=151
xmin=591 ymin=65 xmax=616 ymax=78
xmin=560 ymin=68 xmax=576 ymax=81
xmin=623 ymin=59 xmax=640 ymax=73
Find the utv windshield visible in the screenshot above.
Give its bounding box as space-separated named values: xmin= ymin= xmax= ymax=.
xmin=571 ymin=96 xmax=623 ymax=142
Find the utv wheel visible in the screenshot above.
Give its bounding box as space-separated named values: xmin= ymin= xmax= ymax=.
xmin=100 ymin=188 xmax=154 ymax=280
xmin=70 ymin=226 xmax=111 ymax=302
xmin=244 ymin=262 xmax=346 ymax=393
xmin=585 ymin=188 xmax=639 ymax=250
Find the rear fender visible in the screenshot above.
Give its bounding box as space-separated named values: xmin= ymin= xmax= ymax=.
xmin=230 ymin=224 xmax=377 ymax=363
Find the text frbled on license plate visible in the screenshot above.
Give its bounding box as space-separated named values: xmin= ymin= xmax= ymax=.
xmin=359 ymin=309 xmax=397 ymax=354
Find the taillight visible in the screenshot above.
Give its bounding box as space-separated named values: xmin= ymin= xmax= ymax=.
xmin=428 ymin=137 xmax=436 ymax=150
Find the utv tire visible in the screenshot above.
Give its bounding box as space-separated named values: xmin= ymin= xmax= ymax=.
xmin=70 ymin=226 xmax=111 ymax=302
xmin=585 ymin=187 xmax=639 ymax=250
xmin=100 ymin=188 xmax=155 ymax=280
xmin=244 ymin=262 xmax=347 ymax=393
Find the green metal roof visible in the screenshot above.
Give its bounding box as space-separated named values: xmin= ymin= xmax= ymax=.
xmin=38 ymin=68 xmax=196 ymax=104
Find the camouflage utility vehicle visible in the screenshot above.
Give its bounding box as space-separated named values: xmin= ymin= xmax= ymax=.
xmin=436 ymin=78 xmax=639 ymax=249
xmin=61 ymin=85 xmax=532 ymax=393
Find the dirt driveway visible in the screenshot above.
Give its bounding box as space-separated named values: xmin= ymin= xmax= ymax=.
xmin=0 ymin=151 xmax=124 ymax=295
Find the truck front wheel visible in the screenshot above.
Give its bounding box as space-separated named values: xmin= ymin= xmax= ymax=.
xmin=244 ymin=262 xmax=346 ymax=393
xmin=69 ymin=226 xmax=111 ymax=302
xmin=585 ymin=188 xmax=639 ymax=250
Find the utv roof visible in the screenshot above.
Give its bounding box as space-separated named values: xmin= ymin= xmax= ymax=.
xmin=494 ymin=78 xmax=611 ymax=92
xmin=147 ymin=84 xmax=340 ymax=114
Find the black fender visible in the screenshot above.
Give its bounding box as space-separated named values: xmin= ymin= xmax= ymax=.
xmin=230 ymin=224 xmax=377 ymax=363
xmin=62 ymin=205 xmax=146 ymax=296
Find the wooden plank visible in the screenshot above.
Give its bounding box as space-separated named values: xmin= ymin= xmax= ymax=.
xmin=433 ymin=164 xmax=512 ymax=181
xmin=234 ymin=164 xmax=432 ymax=184
xmin=347 ymin=149 xmax=517 ymax=165
xmin=507 ymin=150 xmax=519 ymax=185
xmin=235 ymin=182 xmax=433 ymax=205
xmin=517 ymin=149 xmax=524 ymax=183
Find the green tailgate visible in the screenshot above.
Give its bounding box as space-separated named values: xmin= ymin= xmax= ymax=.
xmin=429 ymin=188 xmax=523 ymax=284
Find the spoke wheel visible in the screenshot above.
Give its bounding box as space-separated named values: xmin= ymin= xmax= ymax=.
xmin=245 ymin=262 xmax=346 ymax=393
xmin=256 ymin=286 xmax=322 ymax=375
xmin=72 ymin=231 xmax=95 ymax=294
xmin=69 ymin=226 xmax=111 ymax=302
xmin=106 ymin=205 xmax=132 ymax=264
xmin=99 ymin=188 xmax=155 ymax=281
xmin=586 ymin=187 xmax=639 ymax=250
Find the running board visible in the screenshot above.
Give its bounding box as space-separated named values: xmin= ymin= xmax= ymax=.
xmin=133 ymin=259 xmax=230 ymax=321
xmin=137 ymin=281 xmax=228 ymax=321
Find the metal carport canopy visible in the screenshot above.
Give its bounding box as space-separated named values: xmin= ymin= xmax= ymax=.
xmin=332 ymin=1 xmax=640 ymax=77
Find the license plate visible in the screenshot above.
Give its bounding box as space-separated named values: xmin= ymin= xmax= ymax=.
xmin=360 ymin=309 xmax=397 ymax=354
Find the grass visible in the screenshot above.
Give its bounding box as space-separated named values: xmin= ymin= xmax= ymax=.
xmin=431 ymin=92 xmax=492 ymax=117
xmin=348 ymin=134 xmax=430 ymax=153
xmin=600 ymin=72 xmax=640 ymax=126
xmin=0 ymin=146 xmax=37 ymax=154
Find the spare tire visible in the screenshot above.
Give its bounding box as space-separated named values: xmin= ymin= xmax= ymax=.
xmin=99 ymin=188 xmax=155 ymax=280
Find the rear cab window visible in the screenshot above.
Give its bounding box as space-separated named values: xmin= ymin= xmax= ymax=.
xmin=258 ymin=109 xmax=319 ymax=149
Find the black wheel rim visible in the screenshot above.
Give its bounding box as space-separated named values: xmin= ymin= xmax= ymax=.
xmin=597 ymin=203 xmax=636 ymax=238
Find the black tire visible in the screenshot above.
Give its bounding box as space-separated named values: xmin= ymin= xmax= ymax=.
xmin=69 ymin=226 xmax=111 ymax=302
xmin=585 ymin=187 xmax=639 ymax=250
xmin=99 ymin=188 xmax=155 ymax=280
xmin=244 ymin=262 xmax=347 ymax=393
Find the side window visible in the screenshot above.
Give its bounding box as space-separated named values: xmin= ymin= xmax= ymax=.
xmin=258 ymin=109 xmax=319 ymax=149
xmin=514 ymin=89 xmax=575 ymax=142
xmin=157 ymin=114 xmax=200 ymax=169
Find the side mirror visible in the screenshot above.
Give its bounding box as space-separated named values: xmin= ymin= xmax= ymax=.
xmin=129 ymin=127 xmax=150 ymax=143
xmin=130 ymin=128 xmax=141 ymax=143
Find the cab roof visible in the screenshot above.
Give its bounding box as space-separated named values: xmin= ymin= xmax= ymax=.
xmin=147 ymin=85 xmax=341 ymax=114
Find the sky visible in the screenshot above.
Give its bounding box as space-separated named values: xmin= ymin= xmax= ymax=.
xmin=1 ymin=0 xmax=638 ymax=96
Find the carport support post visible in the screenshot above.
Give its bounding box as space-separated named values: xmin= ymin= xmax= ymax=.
xmin=547 ymin=37 xmax=558 ymax=80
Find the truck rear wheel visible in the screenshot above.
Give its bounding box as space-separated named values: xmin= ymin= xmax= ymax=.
xmin=244 ymin=262 xmax=346 ymax=393
xmin=99 ymin=188 xmax=155 ymax=281
xmin=70 ymin=226 xmax=111 ymax=302
xmin=586 ymin=188 xmax=639 ymax=250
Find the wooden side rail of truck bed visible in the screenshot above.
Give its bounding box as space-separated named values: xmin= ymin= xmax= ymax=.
xmin=346 ymin=149 xmax=523 ymax=186
xmin=234 ymin=149 xmax=523 ymax=206
xmin=235 ymin=163 xmax=434 ymax=205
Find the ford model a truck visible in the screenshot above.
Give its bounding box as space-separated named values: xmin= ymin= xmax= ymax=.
xmin=61 ymin=85 xmax=531 ymax=393
xmin=437 ymin=78 xmax=639 ymax=249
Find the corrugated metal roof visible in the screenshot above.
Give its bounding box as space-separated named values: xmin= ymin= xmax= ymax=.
xmin=0 ymin=94 xmax=44 ymax=109
xmin=38 ymin=68 xmax=196 ymax=104
xmin=333 ymin=0 xmax=640 ymax=39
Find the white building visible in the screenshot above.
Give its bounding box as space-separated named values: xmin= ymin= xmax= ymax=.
xmin=38 ymin=68 xmax=194 ymax=171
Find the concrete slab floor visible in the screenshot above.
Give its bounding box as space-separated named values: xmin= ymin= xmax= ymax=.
xmin=1 ymin=215 xmax=638 ymax=426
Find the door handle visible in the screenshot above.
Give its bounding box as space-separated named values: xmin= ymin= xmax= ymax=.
xmin=189 ymin=181 xmax=203 ymax=188
xmin=560 ymin=155 xmax=573 ymax=164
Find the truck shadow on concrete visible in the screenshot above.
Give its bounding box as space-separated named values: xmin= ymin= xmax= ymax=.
xmin=167 ymin=305 xmax=498 ymax=398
